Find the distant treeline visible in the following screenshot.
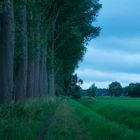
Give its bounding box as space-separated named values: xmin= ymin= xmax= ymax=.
xmin=0 ymin=0 xmax=101 ymax=103
xmin=79 ymin=82 xmax=140 ymax=98
xmin=108 ymin=82 xmax=140 ymax=97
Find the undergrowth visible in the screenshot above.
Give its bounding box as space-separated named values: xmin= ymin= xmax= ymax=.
xmin=0 ymin=97 xmax=60 ymax=140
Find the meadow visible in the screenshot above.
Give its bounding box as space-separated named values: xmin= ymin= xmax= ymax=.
xmin=75 ymin=97 xmax=140 ymax=139
xmin=79 ymin=97 xmax=140 ymax=130
xmin=0 ymin=97 xmax=140 ymax=140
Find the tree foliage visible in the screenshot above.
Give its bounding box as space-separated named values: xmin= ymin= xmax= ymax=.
xmin=124 ymin=83 xmax=140 ymax=97
xmin=0 ymin=0 xmax=101 ymax=103
xmin=87 ymin=83 xmax=97 ymax=97
xmin=109 ymin=82 xmax=122 ymax=97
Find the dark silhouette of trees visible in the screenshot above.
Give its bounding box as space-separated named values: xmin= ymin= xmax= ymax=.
xmin=0 ymin=0 xmax=15 ymax=103
xmin=124 ymin=83 xmax=140 ymax=97
xmin=109 ymin=82 xmax=122 ymax=97
xmin=0 ymin=0 xmax=101 ymax=103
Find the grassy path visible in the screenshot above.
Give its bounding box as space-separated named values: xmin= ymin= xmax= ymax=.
xmin=43 ymin=99 xmax=83 ymax=140
xmin=36 ymin=101 xmax=60 ymax=140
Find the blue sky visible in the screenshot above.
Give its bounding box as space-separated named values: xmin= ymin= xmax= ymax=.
xmin=76 ymin=0 xmax=140 ymax=89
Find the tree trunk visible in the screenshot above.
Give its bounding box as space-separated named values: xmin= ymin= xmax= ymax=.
xmin=0 ymin=13 xmax=3 ymax=101
xmin=49 ymin=56 xmax=55 ymax=96
xmin=39 ymin=46 xmax=44 ymax=97
xmin=27 ymin=61 xmax=34 ymax=98
xmin=0 ymin=0 xmax=15 ymax=103
xmin=43 ymin=46 xmax=48 ymax=96
xmin=26 ymin=10 xmax=35 ymax=99
xmin=34 ymin=53 xmax=40 ymax=98
xmin=33 ymin=21 xmax=41 ymax=98
xmin=15 ymin=1 xmax=28 ymax=102
xmin=49 ymin=21 xmax=56 ymax=96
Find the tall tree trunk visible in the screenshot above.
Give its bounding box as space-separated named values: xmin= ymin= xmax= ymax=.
xmin=0 ymin=0 xmax=15 ymax=103
xmin=49 ymin=52 xmax=55 ymax=96
xmin=33 ymin=21 xmax=41 ymax=98
xmin=42 ymin=46 xmax=48 ymax=96
xmin=48 ymin=9 xmax=60 ymax=96
xmin=39 ymin=46 xmax=44 ymax=97
xmin=0 ymin=13 xmax=3 ymax=101
xmin=27 ymin=61 xmax=34 ymax=98
xmin=49 ymin=21 xmax=56 ymax=96
xmin=26 ymin=10 xmax=35 ymax=99
xmin=15 ymin=1 xmax=28 ymax=102
xmin=34 ymin=52 xmax=40 ymax=98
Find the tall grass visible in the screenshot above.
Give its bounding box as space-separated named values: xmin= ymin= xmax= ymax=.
xmin=0 ymin=97 xmax=60 ymax=140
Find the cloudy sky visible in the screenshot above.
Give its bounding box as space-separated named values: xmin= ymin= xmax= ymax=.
xmin=76 ymin=0 xmax=140 ymax=89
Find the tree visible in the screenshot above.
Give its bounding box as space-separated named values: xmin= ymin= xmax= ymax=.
xmin=15 ymin=0 xmax=28 ymax=102
xmin=87 ymin=83 xmax=97 ymax=97
xmin=69 ymin=74 xmax=82 ymax=99
xmin=55 ymin=0 xmax=101 ymax=95
xmin=109 ymin=82 xmax=122 ymax=96
xmin=0 ymin=0 xmax=101 ymax=103
xmin=124 ymin=83 xmax=140 ymax=97
xmin=0 ymin=0 xmax=15 ymax=103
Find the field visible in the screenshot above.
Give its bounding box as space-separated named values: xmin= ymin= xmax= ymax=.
xmin=0 ymin=97 xmax=140 ymax=140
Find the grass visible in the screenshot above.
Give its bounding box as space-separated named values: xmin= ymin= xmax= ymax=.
xmin=68 ymin=98 xmax=140 ymax=140
xmin=0 ymin=97 xmax=60 ymax=140
xmin=45 ymin=99 xmax=82 ymax=140
xmin=79 ymin=97 xmax=140 ymax=130
xmin=0 ymin=97 xmax=140 ymax=140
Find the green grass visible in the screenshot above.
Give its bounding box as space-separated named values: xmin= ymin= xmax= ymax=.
xmin=0 ymin=97 xmax=60 ymax=140
xmin=45 ymin=99 xmax=81 ymax=140
xmin=79 ymin=97 xmax=140 ymax=130
xmin=0 ymin=97 xmax=140 ymax=140
xmin=68 ymin=99 xmax=140 ymax=140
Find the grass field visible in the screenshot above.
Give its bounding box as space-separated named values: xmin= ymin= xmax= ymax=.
xmin=79 ymin=97 xmax=140 ymax=130
xmin=69 ymin=98 xmax=140 ymax=140
xmin=0 ymin=97 xmax=140 ymax=140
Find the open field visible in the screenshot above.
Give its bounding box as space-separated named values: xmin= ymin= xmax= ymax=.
xmin=79 ymin=97 xmax=140 ymax=130
xmin=0 ymin=97 xmax=140 ymax=140
xmin=69 ymin=98 xmax=140 ymax=140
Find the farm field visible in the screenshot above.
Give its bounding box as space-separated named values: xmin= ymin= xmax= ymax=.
xmin=0 ymin=97 xmax=140 ymax=140
xmin=69 ymin=97 xmax=140 ymax=140
xmin=79 ymin=97 xmax=140 ymax=130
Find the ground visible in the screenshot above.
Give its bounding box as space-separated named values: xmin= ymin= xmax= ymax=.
xmin=0 ymin=97 xmax=140 ymax=140
xmin=37 ymin=97 xmax=140 ymax=140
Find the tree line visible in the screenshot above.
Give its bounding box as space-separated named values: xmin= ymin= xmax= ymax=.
xmin=0 ymin=0 xmax=101 ymax=103
xmin=108 ymin=82 xmax=140 ymax=97
xmin=79 ymin=82 xmax=140 ymax=98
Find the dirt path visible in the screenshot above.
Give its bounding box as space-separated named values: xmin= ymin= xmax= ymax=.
xmin=36 ymin=103 xmax=59 ymax=140
xmin=37 ymin=99 xmax=83 ymax=140
xmin=64 ymin=100 xmax=83 ymax=140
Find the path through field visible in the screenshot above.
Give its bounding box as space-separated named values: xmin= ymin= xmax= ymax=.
xmin=37 ymin=99 xmax=83 ymax=140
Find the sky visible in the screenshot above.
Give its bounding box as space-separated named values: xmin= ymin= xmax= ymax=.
xmin=76 ymin=0 xmax=140 ymax=89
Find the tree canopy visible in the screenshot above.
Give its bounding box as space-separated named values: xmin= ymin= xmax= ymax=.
xmin=124 ymin=83 xmax=140 ymax=97
xmin=0 ymin=0 xmax=101 ymax=103
xmin=108 ymin=82 xmax=122 ymax=97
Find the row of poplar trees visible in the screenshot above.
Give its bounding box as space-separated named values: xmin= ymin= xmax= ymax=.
xmin=0 ymin=0 xmax=101 ymax=103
